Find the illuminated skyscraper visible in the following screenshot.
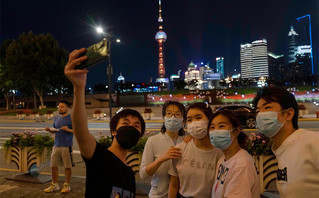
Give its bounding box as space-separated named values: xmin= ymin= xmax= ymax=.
xmin=240 ymin=39 xmax=268 ymax=78
xmin=216 ymin=57 xmax=224 ymax=79
xmin=252 ymin=39 xmax=268 ymax=78
xmin=155 ymin=0 xmax=169 ymax=86
xmin=240 ymin=43 xmax=253 ymax=78
xmin=287 ymin=25 xmax=299 ymax=63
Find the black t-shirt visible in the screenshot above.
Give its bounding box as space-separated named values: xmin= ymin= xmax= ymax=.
xmin=83 ymin=142 xmax=136 ymax=198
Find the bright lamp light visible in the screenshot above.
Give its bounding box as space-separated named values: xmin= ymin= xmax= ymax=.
xmin=96 ymin=27 xmax=103 ymax=34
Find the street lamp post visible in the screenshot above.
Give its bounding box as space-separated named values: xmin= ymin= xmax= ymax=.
xmin=107 ymin=41 xmax=113 ymax=119
xmin=96 ymin=26 xmax=120 ymax=119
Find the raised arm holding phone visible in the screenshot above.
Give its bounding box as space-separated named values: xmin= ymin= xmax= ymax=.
xmin=64 ymin=48 xmax=145 ymax=198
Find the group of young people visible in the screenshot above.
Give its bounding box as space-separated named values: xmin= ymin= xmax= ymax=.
xmin=140 ymin=101 xmax=259 ymax=198
xmin=44 ymin=48 xmax=318 ymax=198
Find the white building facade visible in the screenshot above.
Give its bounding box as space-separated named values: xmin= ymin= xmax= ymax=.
xmin=240 ymin=39 xmax=268 ymax=79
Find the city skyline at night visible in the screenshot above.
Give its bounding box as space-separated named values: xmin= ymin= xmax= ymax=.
xmin=1 ymin=0 xmax=318 ymax=88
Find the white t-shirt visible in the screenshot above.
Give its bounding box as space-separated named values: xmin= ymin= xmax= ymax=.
xmin=211 ymin=149 xmax=260 ymax=198
xmin=273 ymin=129 xmax=319 ymax=198
xmin=140 ymin=132 xmax=183 ymax=198
xmin=168 ymin=140 xmax=223 ymax=198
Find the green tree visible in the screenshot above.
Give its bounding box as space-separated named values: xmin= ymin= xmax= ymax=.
xmin=173 ymin=79 xmax=186 ymax=90
xmin=0 ymin=39 xmax=16 ymax=110
xmin=187 ymin=79 xmax=199 ymax=90
xmin=4 ymin=31 xmax=69 ymax=108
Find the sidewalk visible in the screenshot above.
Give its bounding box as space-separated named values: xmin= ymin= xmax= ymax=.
xmin=0 ymin=169 xmax=280 ymax=198
xmin=0 ymin=170 xmax=150 ymax=197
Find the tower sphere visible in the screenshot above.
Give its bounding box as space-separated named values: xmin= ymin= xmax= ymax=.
xmin=155 ymin=31 xmax=167 ymax=41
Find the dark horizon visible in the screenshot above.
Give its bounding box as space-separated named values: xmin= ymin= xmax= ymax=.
xmin=1 ymin=0 xmax=318 ymax=88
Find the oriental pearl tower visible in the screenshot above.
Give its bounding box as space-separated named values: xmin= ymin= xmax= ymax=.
xmin=155 ymin=0 xmax=169 ymax=89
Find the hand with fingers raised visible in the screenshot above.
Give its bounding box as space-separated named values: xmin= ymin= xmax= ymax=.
xmin=64 ymin=48 xmax=89 ymax=88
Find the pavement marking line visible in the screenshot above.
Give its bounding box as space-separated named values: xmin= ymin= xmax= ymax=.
xmin=73 ymin=150 xmax=81 ymax=154
xmin=0 ymin=184 xmax=18 ymax=193
xmin=0 ymin=120 xmax=47 ymax=123
xmin=0 ymin=168 xmax=19 ymax=172
xmin=0 ymin=168 xmax=86 ymax=178
xmin=0 ymin=127 xmax=162 ymax=131
xmin=39 ymin=172 xmax=65 ymax=177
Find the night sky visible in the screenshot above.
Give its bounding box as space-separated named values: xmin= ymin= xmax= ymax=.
xmin=1 ymin=0 xmax=318 ymax=88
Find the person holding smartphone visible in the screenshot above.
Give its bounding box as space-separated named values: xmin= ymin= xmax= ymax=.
xmin=44 ymin=100 xmax=74 ymax=194
xmin=64 ymin=48 xmax=146 ymax=197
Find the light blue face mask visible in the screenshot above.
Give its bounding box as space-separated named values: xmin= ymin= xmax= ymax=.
xmin=256 ymin=111 xmax=286 ymax=138
xmin=209 ymin=129 xmax=234 ymax=150
xmin=164 ymin=116 xmax=183 ymax=132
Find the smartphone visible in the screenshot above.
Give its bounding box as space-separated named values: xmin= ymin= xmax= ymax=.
xmin=49 ymin=128 xmax=59 ymax=132
xmin=75 ymin=39 xmax=108 ymax=69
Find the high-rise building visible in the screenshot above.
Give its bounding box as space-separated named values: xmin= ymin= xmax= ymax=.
xmin=287 ymin=25 xmax=299 ymax=64
xmin=240 ymin=39 xmax=268 ymax=79
xmin=184 ymin=62 xmax=200 ymax=90
xmin=170 ymin=70 xmax=182 ymax=90
xmin=155 ymin=0 xmax=169 ymax=87
xmin=240 ymin=43 xmax=253 ymax=78
xmin=216 ymin=57 xmax=224 ymax=79
xmin=252 ymin=39 xmax=269 ymax=78
xmin=184 ymin=62 xmax=220 ymax=90
xmin=268 ymin=52 xmax=285 ymax=81
xmin=117 ymin=72 xmax=125 ymax=84
xmin=296 ymin=45 xmax=312 ymax=77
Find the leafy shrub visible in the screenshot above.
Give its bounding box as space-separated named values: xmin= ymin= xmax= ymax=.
xmin=130 ymin=137 xmax=148 ymax=154
xmin=298 ymin=104 xmax=306 ymax=110
xmin=38 ymin=108 xmax=47 ymax=115
xmin=94 ymin=109 xmax=102 ymax=114
xmin=245 ymin=133 xmax=274 ymax=156
xmin=144 ymin=107 xmax=152 ymax=113
xmin=3 ymin=131 xmax=54 ymax=156
xmin=97 ymin=135 xmax=112 ymax=148
xmin=22 ymin=109 xmax=33 ymax=115
xmin=98 ymin=134 xmax=148 ymax=154
xmin=32 ymin=109 xmax=39 ymax=114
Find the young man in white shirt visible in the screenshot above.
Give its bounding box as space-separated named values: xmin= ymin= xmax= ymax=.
xmin=253 ymin=86 xmax=319 ymax=198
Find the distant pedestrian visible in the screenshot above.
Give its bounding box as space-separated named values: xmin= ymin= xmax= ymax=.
xmin=140 ymin=101 xmax=185 ymax=198
xmin=64 ymin=48 xmax=146 ymax=197
xmin=254 ymin=86 xmax=319 ymax=198
xmin=144 ymin=107 xmax=152 ymax=120
xmin=44 ymin=100 xmax=74 ymax=194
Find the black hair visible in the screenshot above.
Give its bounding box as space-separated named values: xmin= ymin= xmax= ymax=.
xmin=161 ymin=100 xmax=186 ymax=136
xmin=209 ymin=110 xmax=247 ymax=149
xmin=186 ymin=102 xmax=213 ymax=120
xmin=59 ymin=100 xmax=71 ymax=108
xmin=110 ymin=109 xmax=146 ymax=137
xmin=253 ymin=86 xmax=298 ymax=129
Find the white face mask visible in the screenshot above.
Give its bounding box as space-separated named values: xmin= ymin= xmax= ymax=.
xmin=256 ymin=111 xmax=286 ymax=138
xmin=187 ymin=120 xmax=208 ymax=139
xmin=164 ymin=116 xmax=183 ymax=132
